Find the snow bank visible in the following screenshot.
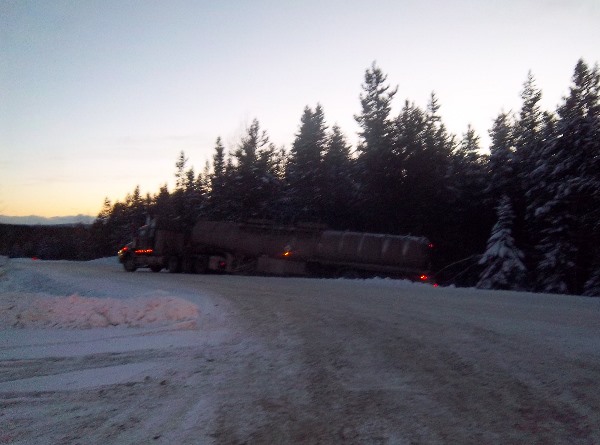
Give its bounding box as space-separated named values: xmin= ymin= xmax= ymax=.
xmin=0 ymin=293 xmax=199 ymax=329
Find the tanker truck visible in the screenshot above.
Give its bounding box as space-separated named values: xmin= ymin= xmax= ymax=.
xmin=117 ymin=219 xmax=433 ymax=281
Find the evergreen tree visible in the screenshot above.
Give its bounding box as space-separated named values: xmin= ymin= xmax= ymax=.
xmin=486 ymin=112 xmax=516 ymax=201
xmin=583 ymin=255 xmax=600 ymax=297
xmin=96 ymin=197 xmax=112 ymax=225
xmin=125 ymin=185 xmax=147 ymax=229
xmin=212 ymin=137 xmax=226 ymax=179
xmin=420 ymin=92 xmax=456 ymax=218
xmin=393 ymin=100 xmax=427 ymax=231
xmin=174 ymin=150 xmax=188 ymax=191
xmin=395 ymin=94 xmax=457 ymax=264
xmin=229 ymin=119 xmax=277 ymax=220
xmin=151 ymin=184 xmax=174 ymax=220
xmin=90 ymin=198 xmax=114 ymax=256
xmin=354 ymin=62 xmax=398 ymax=231
xmin=321 ymin=124 xmax=355 ymax=228
xmin=477 ymin=195 xmax=526 ymax=290
xmin=455 ymin=124 xmax=482 ymax=165
xmin=448 ymin=125 xmax=491 ymax=270
xmin=207 ymin=137 xmax=230 ymax=219
xmin=531 ymin=59 xmax=600 ymax=293
xmin=514 ymin=72 xmax=545 ymax=188
xmin=179 ymin=166 xmax=204 ymax=228
xmin=286 ymin=104 xmax=328 ymax=222
xmin=513 ymin=73 xmax=546 ymax=243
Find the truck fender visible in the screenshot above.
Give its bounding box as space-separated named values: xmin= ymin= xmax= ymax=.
xmin=168 ymin=256 xmax=181 ymax=273
xmin=123 ymin=255 xmax=137 ymax=272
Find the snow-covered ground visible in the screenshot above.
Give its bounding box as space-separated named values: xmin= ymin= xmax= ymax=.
xmin=1 ymin=257 xmax=599 ymax=444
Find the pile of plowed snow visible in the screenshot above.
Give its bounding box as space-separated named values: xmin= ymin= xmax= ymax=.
xmin=0 ymin=293 xmax=200 ymax=329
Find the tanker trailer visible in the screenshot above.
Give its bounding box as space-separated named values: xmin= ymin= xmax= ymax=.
xmin=188 ymin=220 xmax=323 ymax=275
xmin=118 ymin=219 xmax=323 ymax=275
xmin=119 ymin=219 xmax=433 ymax=280
xmin=313 ymin=231 xmax=432 ymax=279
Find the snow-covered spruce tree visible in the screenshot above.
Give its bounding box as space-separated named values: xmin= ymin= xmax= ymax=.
xmin=511 ymin=73 xmax=550 ymax=261
xmin=530 ymin=59 xmax=600 ymax=294
xmin=583 ymin=255 xmax=600 ymax=297
xmin=486 ymin=111 xmax=515 ymax=202
xmin=477 ymin=195 xmax=526 ymax=290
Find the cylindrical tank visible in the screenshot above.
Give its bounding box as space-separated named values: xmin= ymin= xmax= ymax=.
xmin=316 ymin=231 xmax=430 ymax=270
xmin=191 ymin=221 xmax=321 ymax=259
xmin=191 ymin=220 xmax=430 ymax=273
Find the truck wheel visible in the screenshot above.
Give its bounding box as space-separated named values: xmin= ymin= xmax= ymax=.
xmin=150 ymin=265 xmax=162 ymax=273
xmin=123 ymin=256 xmax=137 ymax=272
xmin=168 ymin=256 xmax=181 ymax=273
xmin=194 ymin=256 xmax=209 ymax=274
xmin=182 ymin=257 xmax=194 ymax=274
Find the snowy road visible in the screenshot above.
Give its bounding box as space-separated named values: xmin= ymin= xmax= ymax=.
xmin=1 ymin=259 xmax=600 ymax=444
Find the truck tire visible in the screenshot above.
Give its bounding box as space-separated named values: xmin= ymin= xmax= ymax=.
xmin=182 ymin=257 xmax=194 ymax=274
xmin=150 ymin=265 xmax=162 ymax=273
xmin=123 ymin=256 xmax=137 ymax=272
xmin=194 ymin=256 xmax=209 ymax=274
xmin=168 ymin=256 xmax=181 ymax=273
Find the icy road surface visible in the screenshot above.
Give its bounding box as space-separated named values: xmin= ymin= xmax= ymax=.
xmin=1 ymin=258 xmax=599 ymax=444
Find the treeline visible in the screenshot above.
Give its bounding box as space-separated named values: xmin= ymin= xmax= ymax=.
xmin=92 ymin=60 xmax=599 ymax=296
xmin=0 ymin=223 xmax=96 ymax=261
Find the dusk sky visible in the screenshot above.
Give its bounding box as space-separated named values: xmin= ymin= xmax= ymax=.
xmin=1 ymin=0 xmax=598 ymax=218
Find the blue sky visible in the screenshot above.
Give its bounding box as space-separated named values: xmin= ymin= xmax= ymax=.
xmin=1 ymin=0 xmax=598 ymax=217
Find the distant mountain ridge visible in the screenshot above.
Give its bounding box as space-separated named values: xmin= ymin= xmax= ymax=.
xmin=0 ymin=214 xmax=95 ymax=226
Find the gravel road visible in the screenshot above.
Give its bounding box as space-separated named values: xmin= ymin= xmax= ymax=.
xmin=1 ymin=259 xmax=599 ymax=444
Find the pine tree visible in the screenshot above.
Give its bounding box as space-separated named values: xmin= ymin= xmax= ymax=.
xmin=448 ymin=125 xmax=491 ymax=270
xmin=514 ymin=73 xmax=545 ymax=188
xmin=395 ymin=94 xmax=457 ymax=262
xmin=96 ymin=197 xmax=112 ymax=225
xmin=455 ymin=124 xmax=482 ymax=164
xmin=286 ymin=104 xmax=327 ymax=222
xmin=229 ymin=119 xmax=276 ymax=220
xmin=393 ymin=100 xmax=427 ymax=231
xmin=90 ymin=198 xmax=114 ymax=256
xmin=207 ymin=137 xmax=230 ymax=219
xmin=487 ymin=112 xmax=516 ymax=201
xmin=531 ymin=59 xmax=600 ymax=294
xmin=513 ymin=73 xmax=547 ymax=244
xmin=174 ymin=150 xmax=188 ymax=191
xmin=477 ymin=195 xmax=526 ymax=290
xmin=152 ymin=184 xmax=174 ymax=220
xmin=126 ymin=185 xmax=146 ymax=229
xmin=583 ymin=255 xmax=600 ymax=297
xmin=420 ymin=92 xmax=456 ymax=221
xmin=354 ymin=62 xmax=398 ymax=231
xmin=355 ymin=62 xmax=397 ymax=154
xmin=321 ymin=124 xmax=356 ymax=228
